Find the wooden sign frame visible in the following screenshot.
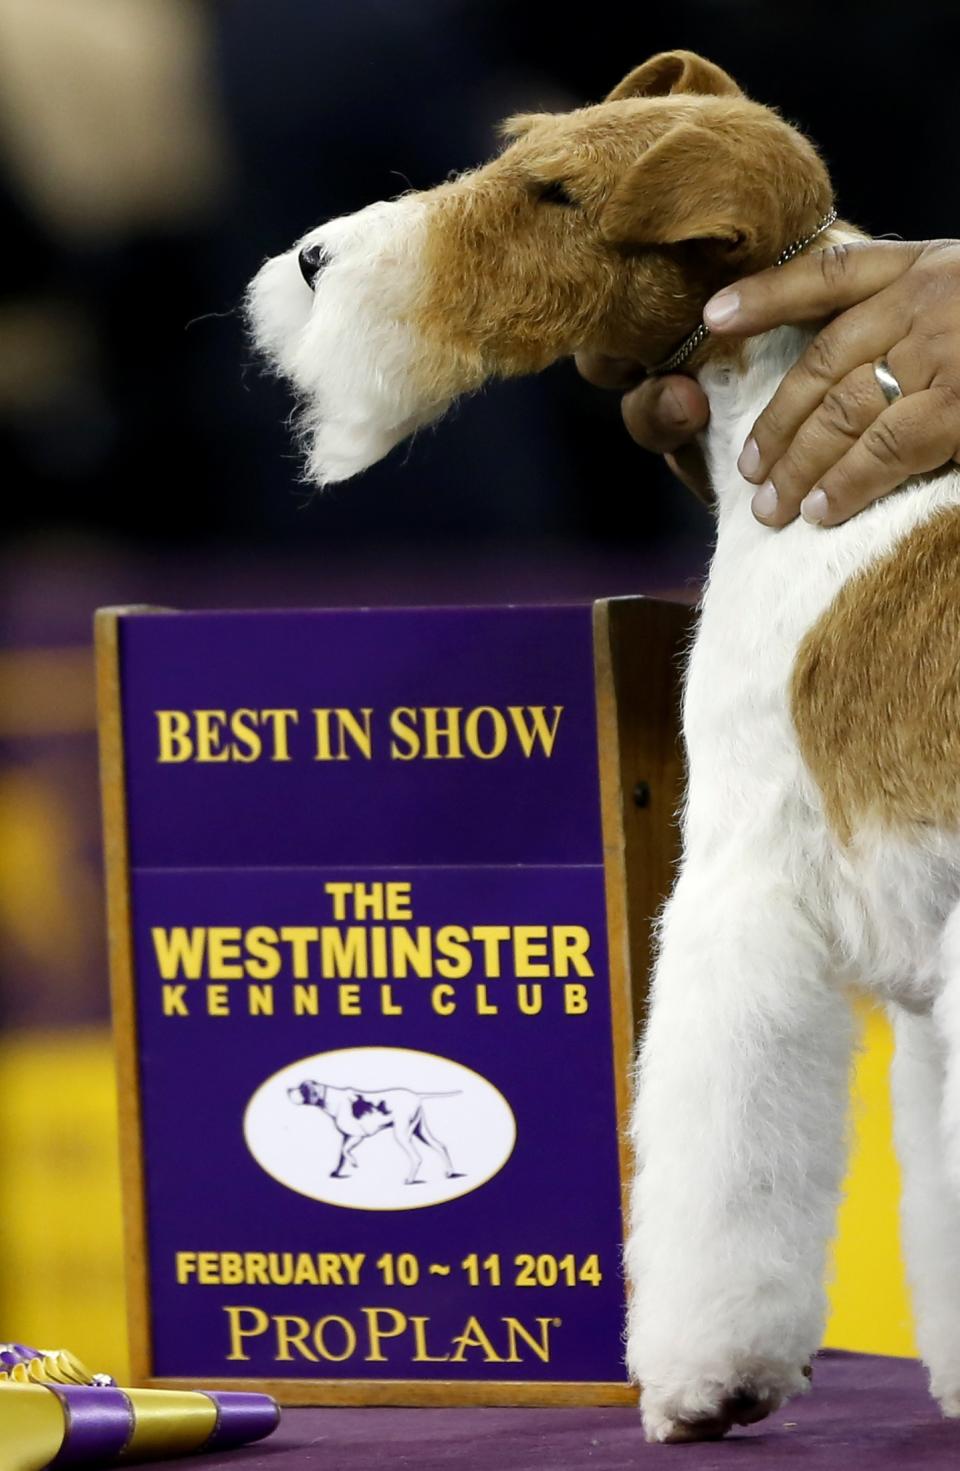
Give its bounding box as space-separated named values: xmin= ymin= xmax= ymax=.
xmin=96 ymin=598 xmax=689 ymax=1406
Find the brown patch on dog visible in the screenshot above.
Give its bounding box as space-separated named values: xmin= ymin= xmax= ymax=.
xmin=791 ymin=504 xmax=960 ymax=843
xmin=411 ymin=51 xmax=833 ymax=386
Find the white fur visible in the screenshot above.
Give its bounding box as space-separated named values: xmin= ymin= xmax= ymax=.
xmin=246 ymin=195 xmax=457 ymax=485
xmin=630 ymin=304 xmax=960 ymax=1440
xmin=249 ymin=194 xmax=960 ymax=1436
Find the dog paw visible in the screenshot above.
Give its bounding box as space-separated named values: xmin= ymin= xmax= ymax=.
xmin=930 ymin=1376 xmax=960 ymax=1418
xmin=641 ymin=1362 xmax=810 ymax=1444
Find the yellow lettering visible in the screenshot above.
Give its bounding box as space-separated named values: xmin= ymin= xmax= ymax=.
xmin=421 ymin=706 xmax=463 ymax=760
xmin=244 ymin=926 xmax=280 ymax=980
xmin=221 ymin=1253 xmax=245 ymax=1286
xmin=553 ymin=926 xmax=594 ymax=977
xmin=229 ymin=708 xmax=262 ymax=762
xmin=435 ymin=925 xmax=471 ymax=979
xmin=339 ymin=983 xmax=361 ymax=1016
xmin=322 ymin=928 xmax=367 ymax=978
xmin=313 ymin=1316 xmax=357 ymax=1362
xmin=313 ymin=708 xmax=373 ymax=761
xmin=362 ymin=1307 xmax=407 ymax=1362
xmin=248 ymin=983 xmax=274 ymax=1016
xmin=176 ymin=1252 xmax=196 ymax=1284
xmin=156 ymin=710 xmax=193 ymax=762
xmin=152 ymin=926 xmax=205 ymax=980
xmin=162 ymin=984 xmax=188 ymax=1016
xmin=410 ymin=1316 xmax=450 ymax=1362
xmin=324 ymin=883 xmax=352 ymax=921
xmin=386 ymin=883 xmax=412 ymax=920
xmin=471 ymin=925 xmax=509 ymax=978
xmin=279 ymin=926 xmax=319 ymax=979
xmin=194 ymin=709 xmax=230 ymax=762
xmin=503 ymin=1317 xmax=553 ymax=1364
xmin=207 ymin=926 xmax=243 ymax=980
xmin=514 ymin=925 xmax=550 ymax=978
xmin=517 ymin=983 xmax=543 ymax=1015
xmin=207 ymin=984 xmax=230 ymax=1016
xmin=389 ymin=707 xmax=420 ymax=760
xmin=224 ymin=1305 xmax=269 ymax=1361
xmin=275 ymin=1315 xmax=319 ymax=1362
xmin=293 ymin=984 xmax=319 ymax=1016
xmin=393 ymin=926 xmax=433 ymax=978
xmin=261 ymin=708 xmax=299 ymax=762
xmin=197 ymin=1252 xmax=220 ymax=1284
xmin=507 ymin=705 xmax=563 ymax=757
xmin=432 ymin=983 xmax=456 ymax=1015
xmin=463 ymin=707 xmax=507 ymax=760
xmin=450 ymin=1315 xmax=504 ymax=1363
xmin=564 ymin=982 xmax=589 ymax=1014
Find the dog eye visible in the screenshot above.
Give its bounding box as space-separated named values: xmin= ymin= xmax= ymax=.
xmin=536 ymin=179 xmax=577 ymax=207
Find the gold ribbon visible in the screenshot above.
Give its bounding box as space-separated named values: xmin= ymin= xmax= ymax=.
xmin=0 ymin=1382 xmax=68 ymax=1471
xmin=1 ymin=1349 xmax=93 ymax=1387
xmin=119 ymin=1389 xmax=219 ymax=1460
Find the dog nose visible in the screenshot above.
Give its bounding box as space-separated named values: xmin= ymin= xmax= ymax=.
xmin=298 ymin=242 xmax=327 ymax=289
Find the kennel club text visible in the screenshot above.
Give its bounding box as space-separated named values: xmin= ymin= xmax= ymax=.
xmin=151 ymin=881 xmax=596 ymax=1019
xmin=154 ymin=704 xmax=564 ymax=764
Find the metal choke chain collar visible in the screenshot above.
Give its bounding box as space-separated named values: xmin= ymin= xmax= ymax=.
xmin=649 ymin=207 xmax=839 ymax=376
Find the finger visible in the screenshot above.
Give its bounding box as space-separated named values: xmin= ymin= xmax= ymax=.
xmin=755 ymin=351 xmax=927 ymax=526
xmin=800 ymin=381 xmax=960 ymax=527
xmin=575 ymin=350 xmax=646 ymax=390
xmin=621 ymin=375 xmax=710 ymax=454
xmin=665 ymin=444 xmax=713 ymax=505
xmin=738 ymin=290 xmax=914 ymax=483
xmin=703 ymin=239 xmax=929 ymax=336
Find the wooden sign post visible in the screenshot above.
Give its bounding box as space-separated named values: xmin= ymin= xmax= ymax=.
xmin=96 ymin=599 xmax=689 ymax=1406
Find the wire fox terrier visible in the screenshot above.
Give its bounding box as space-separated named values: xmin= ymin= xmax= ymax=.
xmin=248 ymin=50 xmax=960 ymax=1442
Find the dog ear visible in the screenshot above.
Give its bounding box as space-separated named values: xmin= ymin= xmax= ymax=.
xmin=601 ymin=120 xmax=777 ymax=259
xmin=607 ymin=51 xmax=741 ymax=102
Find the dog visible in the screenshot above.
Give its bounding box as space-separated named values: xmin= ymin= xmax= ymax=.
xmin=249 ymin=52 xmax=960 ymax=1443
xmin=287 ymin=1079 xmax=462 ymax=1186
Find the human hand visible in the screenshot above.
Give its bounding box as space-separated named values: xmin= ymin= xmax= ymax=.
xmin=704 ymin=239 xmax=960 ymax=527
xmin=574 ymin=351 xmax=713 ymax=503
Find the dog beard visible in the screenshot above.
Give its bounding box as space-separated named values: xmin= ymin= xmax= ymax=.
xmin=245 ymin=194 xmax=471 ymax=486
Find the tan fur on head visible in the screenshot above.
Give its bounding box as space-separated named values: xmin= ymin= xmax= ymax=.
xmin=246 ymin=50 xmax=834 ymax=485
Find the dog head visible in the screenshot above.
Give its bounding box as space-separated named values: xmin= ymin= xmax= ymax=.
xmin=287 ymin=1079 xmax=327 ymax=1110
xmin=246 ymin=50 xmax=833 ymax=486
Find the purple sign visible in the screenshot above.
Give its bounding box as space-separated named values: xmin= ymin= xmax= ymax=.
xmin=99 ymin=605 xmax=636 ymax=1403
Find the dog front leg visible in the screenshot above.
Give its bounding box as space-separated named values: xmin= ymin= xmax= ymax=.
xmin=628 ymin=865 xmax=853 ymax=1443
xmin=896 ymin=1002 xmax=960 ymax=1413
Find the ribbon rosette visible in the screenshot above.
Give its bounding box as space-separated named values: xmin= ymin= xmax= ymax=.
xmin=0 ymin=1344 xmax=280 ymax=1470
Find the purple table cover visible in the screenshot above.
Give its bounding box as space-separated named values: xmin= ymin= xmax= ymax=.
xmin=125 ymin=1353 xmax=954 ymax=1469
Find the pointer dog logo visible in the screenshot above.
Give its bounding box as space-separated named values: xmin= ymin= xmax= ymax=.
xmin=286 ymin=1079 xmax=465 ymax=1186
xmin=245 ymin=1046 xmax=516 ymax=1211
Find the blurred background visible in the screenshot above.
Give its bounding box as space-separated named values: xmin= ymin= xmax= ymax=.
xmin=3 ymin=0 xmax=952 ymax=1377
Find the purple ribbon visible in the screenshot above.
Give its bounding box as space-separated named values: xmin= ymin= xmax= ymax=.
xmin=203 ymin=1392 xmax=282 ymax=1450
xmin=0 ymin=1343 xmax=44 ymax=1371
xmin=44 ymin=1386 xmax=135 ymax=1466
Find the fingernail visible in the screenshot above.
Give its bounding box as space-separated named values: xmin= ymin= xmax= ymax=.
xmin=738 ymin=437 xmax=761 ymax=480
xmin=660 ymin=385 xmax=688 ymax=427
xmin=801 ymin=489 xmax=829 ymax=525
xmin=704 ymin=289 xmax=741 ymax=328
xmin=751 ymin=481 xmax=778 ymax=519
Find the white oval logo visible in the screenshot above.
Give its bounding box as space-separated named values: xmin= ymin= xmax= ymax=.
xmin=244 ymin=1047 xmax=516 ymax=1211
